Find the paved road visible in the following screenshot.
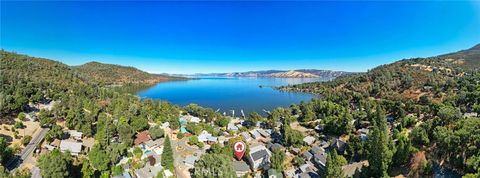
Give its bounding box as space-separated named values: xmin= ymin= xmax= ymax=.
xmin=6 ymin=128 xmax=49 ymax=171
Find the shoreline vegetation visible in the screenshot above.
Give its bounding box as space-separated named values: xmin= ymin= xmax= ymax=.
xmin=1 ymin=44 xmax=479 ymax=178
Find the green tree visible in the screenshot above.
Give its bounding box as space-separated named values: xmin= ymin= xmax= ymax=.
xmin=149 ymin=126 xmax=165 ymax=139
xmin=0 ymin=138 xmax=13 ymax=165
xmin=324 ymin=150 xmax=343 ymax=178
xmin=161 ymin=136 xmax=174 ymax=171
xmin=366 ymin=106 xmax=393 ymax=178
xmin=37 ymin=149 xmax=72 ymax=178
xmin=393 ymin=132 xmax=414 ymax=166
xmin=271 ymin=149 xmax=286 ymax=171
xmin=81 ymin=159 xmax=94 ymax=178
xmin=88 ymin=144 xmax=110 ymax=172
xmin=117 ymin=124 xmax=134 ymax=146
xmin=194 ymin=153 xmax=236 ymax=178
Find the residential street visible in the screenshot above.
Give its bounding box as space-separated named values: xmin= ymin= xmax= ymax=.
xmin=6 ymin=128 xmax=49 ymax=171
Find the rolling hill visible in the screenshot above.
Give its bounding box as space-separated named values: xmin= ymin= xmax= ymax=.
xmin=73 ymin=62 xmax=185 ymax=86
xmin=189 ymin=69 xmax=351 ymax=78
xmin=279 ymin=43 xmax=480 ymax=102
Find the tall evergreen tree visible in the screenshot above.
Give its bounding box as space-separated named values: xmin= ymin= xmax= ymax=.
xmin=366 ymin=106 xmax=394 ymax=177
xmin=161 ymin=136 xmax=174 ymax=171
xmin=324 ymin=150 xmax=343 ymax=178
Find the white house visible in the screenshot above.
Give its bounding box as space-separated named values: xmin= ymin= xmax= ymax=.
xmin=60 ymin=140 xmax=83 ymax=156
xmin=248 ymin=145 xmax=271 ymax=171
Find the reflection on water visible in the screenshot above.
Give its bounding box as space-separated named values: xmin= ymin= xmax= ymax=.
xmin=136 ymin=77 xmax=328 ymax=115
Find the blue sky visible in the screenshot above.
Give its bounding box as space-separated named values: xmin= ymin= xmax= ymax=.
xmin=1 ymin=1 xmax=479 ymax=74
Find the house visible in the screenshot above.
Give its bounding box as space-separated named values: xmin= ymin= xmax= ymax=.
xmin=267 ymin=168 xmax=282 ymax=178
xmin=250 ymin=130 xmax=262 ymax=139
xmin=184 ymin=155 xmax=199 ymax=169
xmin=302 ymin=151 xmax=313 ymax=161
xmin=342 ymin=162 xmax=367 ymax=178
xmin=358 ymin=128 xmax=369 ymax=135
xmin=241 ymin=132 xmax=252 ymax=142
xmin=189 ymin=116 xmax=201 ymax=123
xmin=160 ymin=122 xmax=170 ymax=129
xmin=67 ymin=130 xmax=83 ymax=140
xmin=290 ymin=147 xmax=301 ymax=155
xmin=134 ymin=164 xmax=163 ymax=178
xmin=329 ymin=138 xmax=347 ymax=154
xmin=303 ymin=136 xmax=316 ymax=146
xmin=227 ymin=123 xmax=239 ymax=131
xmin=266 ymin=142 xmax=285 ymax=152
xmin=248 ymin=145 xmax=271 ymax=171
xmin=134 ymin=131 xmax=151 ymax=146
xmin=232 ymin=161 xmax=250 ymax=177
xmin=284 ymin=167 xmax=296 ymax=178
xmin=198 ymin=130 xmax=218 ymax=144
xmin=299 ymin=163 xmax=315 ymax=173
xmin=59 ymin=140 xmax=83 ymax=156
xmin=312 ymin=151 xmax=327 ymax=170
xmin=257 ymin=129 xmax=270 ymax=138
xmin=295 ymin=172 xmax=320 ymax=178
xmin=144 ymin=138 xmax=164 ymax=150
xmin=135 ymin=154 xmax=162 ymax=178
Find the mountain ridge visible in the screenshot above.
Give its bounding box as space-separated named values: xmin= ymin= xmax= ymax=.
xmin=184 ymin=69 xmax=352 ymax=78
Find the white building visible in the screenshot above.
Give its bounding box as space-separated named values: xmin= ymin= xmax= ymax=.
xmin=60 ymin=140 xmax=83 ymax=156
xmin=248 ymin=145 xmax=271 ymax=171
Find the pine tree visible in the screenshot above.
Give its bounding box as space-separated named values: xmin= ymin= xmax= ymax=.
xmin=366 ymin=106 xmax=394 ymax=177
xmin=324 ymin=150 xmax=343 ymax=178
xmin=161 ymin=136 xmax=174 ymax=171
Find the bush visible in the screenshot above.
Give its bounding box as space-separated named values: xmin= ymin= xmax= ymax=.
xmin=22 ymin=135 xmax=32 ymax=146
xmin=177 ymin=132 xmax=184 ymax=139
xmin=15 ymin=121 xmax=25 ymax=129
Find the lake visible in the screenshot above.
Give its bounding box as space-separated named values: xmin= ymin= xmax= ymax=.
xmin=136 ymin=77 xmax=328 ymax=116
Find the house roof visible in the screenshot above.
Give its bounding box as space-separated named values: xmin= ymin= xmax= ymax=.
xmin=227 ymin=123 xmax=239 ymax=131
xmin=251 ymin=149 xmax=269 ymax=161
xmin=59 ymin=140 xmax=82 ymax=153
xmin=330 ymin=139 xmax=347 ymax=153
xmin=302 ymin=151 xmax=313 ymax=160
xmin=310 ymin=146 xmax=324 ymax=155
xmin=184 ymin=155 xmax=198 ymax=166
xmin=67 ymin=130 xmax=83 ymax=138
xmin=249 ymin=130 xmax=261 ymax=138
xmin=145 ymin=138 xmax=164 ymax=148
xmin=257 ymin=130 xmax=270 ymax=137
xmin=232 ymin=161 xmax=250 ymax=172
xmin=134 ymin=131 xmax=151 ymax=146
xmin=303 ymin=136 xmax=316 ymax=145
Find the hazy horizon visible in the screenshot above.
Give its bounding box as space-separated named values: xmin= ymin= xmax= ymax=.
xmin=2 ymin=1 xmax=480 ymax=74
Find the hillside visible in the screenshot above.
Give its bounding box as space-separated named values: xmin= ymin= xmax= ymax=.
xmin=279 ymin=43 xmax=480 ymax=102
xmin=0 ymin=51 xmax=179 ymax=117
xmin=74 ymin=62 xmax=185 ymax=86
xmin=190 ymin=69 xmax=350 ymax=78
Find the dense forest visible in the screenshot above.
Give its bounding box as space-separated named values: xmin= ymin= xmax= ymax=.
xmin=278 ymin=44 xmax=480 ymax=177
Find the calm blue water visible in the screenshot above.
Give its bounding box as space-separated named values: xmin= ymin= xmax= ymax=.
xmin=136 ymin=77 xmax=328 ymax=116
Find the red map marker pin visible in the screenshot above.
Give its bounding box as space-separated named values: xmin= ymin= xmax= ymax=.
xmin=233 ymin=141 xmax=246 ymax=160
